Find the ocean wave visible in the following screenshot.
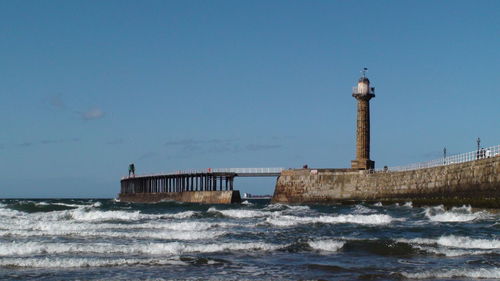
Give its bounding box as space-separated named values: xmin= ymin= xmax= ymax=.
xmin=156 ymin=210 xmax=198 ymax=219
xmin=71 ymin=209 xmax=198 ymax=221
xmin=0 ymin=213 xmax=244 ymax=240
xmin=424 ymin=205 xmax=489 ymax=222
xmin=0 ymin=257 xmax=185 ymax=268
xmin=265 ymin=214 xmax=396 ymax=226
xmin=397 ymin=235 xmax=500 ymax=249
xmin=4 ymin=207 xmax=198 ymax=224
xmin=263 ymin=204 xmax=310 ymax=212
xmin=413 ymin=245 xmax=494 ymax=257
xmin=0 ymin=241 xmax=283 ymax=257
xmin=0 ymin=227 xmax=226 ymax=241
xmin=70 ymin=209 xmax=143 ymax=221
xmin=0 ymin=207 xmax=23 ymax=218
xmin=403 ymin=202 xmax=413 ymax=208
xmin=401 ymin=267 xmax=500 ymax=279
xmin=436 ymin=235 xmax=500 ymax=249
xmin=308 ymin=239 xmax=345 ymax=252
xmin=208 ymin=207 xmax=277 ymax=218
xmin=396 ymin=235 xmax=500 ymax=256
xmin=352 ymin=205 xmax=375 ymax=214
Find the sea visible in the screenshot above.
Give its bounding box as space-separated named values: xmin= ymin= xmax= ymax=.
xmin=0 ymin=198 xmax=498 ymax=281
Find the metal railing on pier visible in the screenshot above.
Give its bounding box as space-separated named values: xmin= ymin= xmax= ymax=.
xmin=379 ymin=144 xmax=500 ymax=172
xmin=123 ymin=167 xmax=285 ymax=179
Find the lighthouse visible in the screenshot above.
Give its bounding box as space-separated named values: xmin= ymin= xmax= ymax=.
xmin=351 ymin=68 xmax=375 ymax=170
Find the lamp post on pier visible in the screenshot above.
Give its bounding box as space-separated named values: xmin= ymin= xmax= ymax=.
xmin=477 ymin=137 xmax=481 ymax=160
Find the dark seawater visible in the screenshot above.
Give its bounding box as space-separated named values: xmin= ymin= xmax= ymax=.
xmin=0 ymin=198 xmax=498 ymax=281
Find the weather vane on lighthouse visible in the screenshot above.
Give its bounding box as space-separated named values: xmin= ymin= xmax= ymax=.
xmin=361 ymin=67 xmax=368 ymax=78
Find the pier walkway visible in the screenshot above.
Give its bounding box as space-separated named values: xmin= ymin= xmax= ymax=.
xmin=120 ymin=168 xmax=284 ymax=195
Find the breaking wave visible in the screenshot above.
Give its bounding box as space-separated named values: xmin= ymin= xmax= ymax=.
xmin=208 ymin=207 xmax=277 ymax=218
xmin=308 ymin=239 xmax=345 ymax=252
xmin=437 ymin=235 xmax=500 ymax=249
xmin=396 ymin=235 xmax=500 ymax=256
xmin=398 ymin=235 xmax=500 ymax=249
xmin=352 ymin=205 xmax=375 ymax=214
xmin=1 ymin=198 xmax=498 ymax=278
xmin=401 ymin=267 xmax=500 ymax=279
xmin=424 ymin=205 xmax=489 ymax=222
xmin=266 ymin=214 xmax=396 ymax=226
xmin=0 ymin=241 xmax=283 ymax=257
xmin=403 ymin=201 xmax=413 ymax=208
xmin=0 ymin=257 xmax=186 ymax=268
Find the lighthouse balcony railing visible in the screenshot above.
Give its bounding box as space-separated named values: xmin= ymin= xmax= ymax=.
xmin=352 ymin=86 xmax=375 ymax=95
xmin=379 ymin=144 xmax=500 ymax=172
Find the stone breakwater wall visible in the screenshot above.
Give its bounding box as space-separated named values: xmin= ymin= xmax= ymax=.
xmin=119 ymin=190 xmax=241 ymax=204
xmin=272 ymin=156 xmax=500 ymax=208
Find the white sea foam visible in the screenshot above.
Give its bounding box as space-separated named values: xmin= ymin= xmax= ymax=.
xmin=266 ymin=214 xmax=395 ymax=226
xmin=352 ymin=205 xmax=375 ymax=214
xmin=0 ymin=227 xmax=226 ymax=241
xmin=436 ymin=235 xmax=500 ymax=249
xmin=0 ymin=210 xmax=243 ymax=240
xmin=414 ymin=245 xmax=494 ymax=257
xmin=285 ymin=205 xmax=311 ymax=211
xmin=373 ymin=202 xmax=383 ymax=207
xmin=157 ymin=210 xmax=198 ymax=219
xmin=403 ymin=201 xmax=413 ymax=208
xmin=70 ymin=209 xmax=143 ymax=221
xmin=0 ymin=207 xmax=23 ymax=218
xmin=208 ymin=208 xmax=276 ymax=218
xmin=308 ymin=239 xmax=345 ymax=252
xmin=401 ymin=267 xmax=500 ymax=279
xmin=397 ymin=235 xmax=500 ymax=256
xmin=35 ymin=201 xmax=50 ymax=206
xmin=264 ymin=204 xmax=310 ymax=212
xmin=424 ymin=205 xmax=489 ymax=222
xmin=52 ymin=202 xmax=89 ymax=208
xmin=0 ymin=257 xmax=185 ymax=268
xmin=0 ymin=241 xmax=283 ymax=257
xmin=395 ymin=237 xmax=437 ymax=245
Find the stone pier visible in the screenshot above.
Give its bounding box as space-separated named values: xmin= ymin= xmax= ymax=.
xmin=272 ymin=156 xmax=500 ymax=208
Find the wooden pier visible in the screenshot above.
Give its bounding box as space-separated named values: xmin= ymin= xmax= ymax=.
xmin=119 ymin=168 xmax=284 ymax=204
xmin=121 ymin=172 xmax=235 ymax=195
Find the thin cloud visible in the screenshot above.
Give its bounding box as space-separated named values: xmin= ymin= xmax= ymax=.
xmin=422 ymin=150 xmax=444 ymax=159
xmin=106 ymin=138 xmax=125 ymax=145
xmin=14 ymin=138 xmax=80 ymax=148
xmin=164 ymin=138 xmax=283 ymax=157
xmin=48 ymin=93 xmax=66 ymax=110
xmin=45 ymin=94 xmax=107 ymax=122
xmin=82 ymin=108 xmax=105 ymax=120
xmin=17 ymin=142 xmax=33 ymax=147
xmin=39 ymin=138 xmax=80 ymax=145
xmin=137 ymin=152 xmax=158 ymax=161
xmin=164 ymin=139 xmax=234 ymax=146
xmin=245 ymin=144 xmax=282 ymax=151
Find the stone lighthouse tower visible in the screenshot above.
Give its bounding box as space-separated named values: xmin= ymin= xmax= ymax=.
xmin=351 ymin=68 xmax=375 ymax=170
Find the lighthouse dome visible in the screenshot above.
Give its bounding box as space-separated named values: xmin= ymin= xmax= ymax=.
xmin=358 ymin=77 xmax=370 ymax=84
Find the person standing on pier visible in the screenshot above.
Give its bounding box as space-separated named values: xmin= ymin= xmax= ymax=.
xmin=128 ymin=163 xmax=135 ymax=177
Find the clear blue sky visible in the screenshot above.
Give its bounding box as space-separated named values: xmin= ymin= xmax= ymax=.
xmin=1 ymin=1 xmax=499 ymax=197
